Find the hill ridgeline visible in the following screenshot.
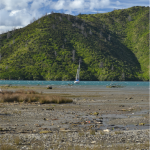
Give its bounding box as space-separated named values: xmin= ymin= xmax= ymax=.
xmin=0 ymin=6 xmax=149 ymax=81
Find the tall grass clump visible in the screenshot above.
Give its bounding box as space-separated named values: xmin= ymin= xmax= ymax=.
xmin=0 ymin=144 xmax=17 ymax=150
xmin=0 ymin=90 xmax=73 ymax=104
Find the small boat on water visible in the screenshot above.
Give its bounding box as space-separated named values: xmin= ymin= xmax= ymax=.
xmin=74 ymin=79 xmax=79 ymax=84
xmin=74 ymin=61 xmax=80 ymax=84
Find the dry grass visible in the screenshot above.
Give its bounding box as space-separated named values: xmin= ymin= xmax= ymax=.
xmin=0 ymin=90 xmax=73 ymax=104
xmin=0 ymin=144 xmax=17 ymax=150
xmin=39 ymin=130 xmax=52 ymax=134
xmin=114 ymin=131 xmax=123 ymax=134
xmin=13 ymin=136 xmax=21 ymax=145
xmin=29 ymin=146 xmax=45 ymax=150
xmin=90 ymin=129 xmax=95 ymax=135
xmin=13 ymin=110 xmax=21 ymax=115
xmin=98 ymin=130 xmax=105 ymax=135
xmin=78 ymin=131 xmax=85 ymax=137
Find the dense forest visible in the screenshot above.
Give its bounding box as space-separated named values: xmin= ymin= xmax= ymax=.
xmin=0 ymin=6 xmax=149 ymax=81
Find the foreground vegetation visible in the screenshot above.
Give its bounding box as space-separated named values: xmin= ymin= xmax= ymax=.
xmin=0 ymin=90 xmax=72 ymax=104
xmin=0 ymin=6 xmax=149 ymax=81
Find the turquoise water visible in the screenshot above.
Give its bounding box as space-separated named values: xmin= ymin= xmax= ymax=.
xmin=0 ymin=80 xmax=149 ymax=90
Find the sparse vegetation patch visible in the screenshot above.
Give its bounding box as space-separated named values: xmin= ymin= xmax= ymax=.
xmin=0 ymin=90 xmax=73 ymax=104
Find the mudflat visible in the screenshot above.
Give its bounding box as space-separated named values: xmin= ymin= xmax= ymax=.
xmin=0 ymin=85 xmax=149 ymax=150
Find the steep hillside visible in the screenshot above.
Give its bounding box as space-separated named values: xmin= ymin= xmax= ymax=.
xmin=0 ymin=6 xmax=149 ymax=81
xmin=80 ymin=6 xmax=149 ymax=80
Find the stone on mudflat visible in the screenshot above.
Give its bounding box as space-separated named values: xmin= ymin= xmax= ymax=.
xmin=47 ymin=85 xmax=52 ymax=89
xmin=91 ymin=141 xmax=96 ymax=144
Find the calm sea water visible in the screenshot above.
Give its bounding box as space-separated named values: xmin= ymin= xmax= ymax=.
xmin=0 ymin=80 xmax=149 ymax=91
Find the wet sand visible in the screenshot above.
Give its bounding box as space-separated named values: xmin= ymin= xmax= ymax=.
xmin=0 ymin=85 xmax=149 ymax=150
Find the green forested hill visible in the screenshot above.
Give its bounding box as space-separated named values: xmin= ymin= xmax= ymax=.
xmin=0 ymin=6 xmax=149 ymax=81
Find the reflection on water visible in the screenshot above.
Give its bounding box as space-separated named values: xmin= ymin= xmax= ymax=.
xmin=80 ymin=109 xmax=149 ymax=131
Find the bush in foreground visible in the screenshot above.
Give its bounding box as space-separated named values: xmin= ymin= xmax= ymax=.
xmin=0 ymin=90 xmax=72 ymax=104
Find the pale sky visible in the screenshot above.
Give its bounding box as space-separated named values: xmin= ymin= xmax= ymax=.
xmin=0 ymin=0 xmax=149 ymax=34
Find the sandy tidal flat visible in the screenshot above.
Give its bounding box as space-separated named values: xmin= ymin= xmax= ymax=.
xmin=0 ymin=85 xmax=149 ymax=150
